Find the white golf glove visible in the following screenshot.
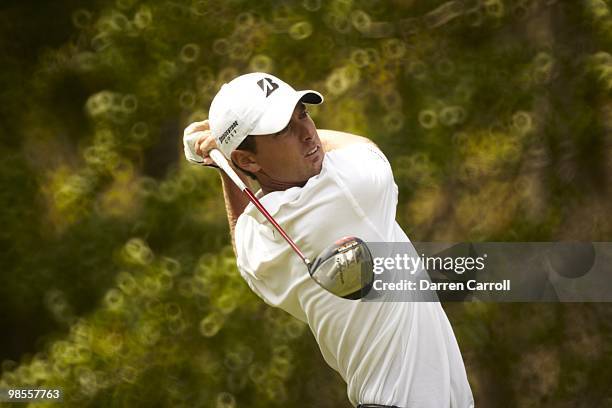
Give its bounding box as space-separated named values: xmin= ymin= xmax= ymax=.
xmin=182 ymin=121 xmax=219 ymax=168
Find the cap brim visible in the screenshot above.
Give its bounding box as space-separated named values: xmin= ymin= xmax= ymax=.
xmin=250 ymin=90 xmax=324 ymax=136
xmin=299 ymin=90 xmax=324 ymax=105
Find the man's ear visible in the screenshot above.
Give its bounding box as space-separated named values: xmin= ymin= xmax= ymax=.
xmin=231 ymin=149 xmax=261 ymax=174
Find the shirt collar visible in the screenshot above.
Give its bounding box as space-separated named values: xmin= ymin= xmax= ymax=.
xmin=244 ymin=152 xmax=331 ymax=220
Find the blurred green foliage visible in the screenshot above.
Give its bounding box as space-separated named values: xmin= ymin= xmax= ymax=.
xmin=1 ymin=0 xmax=612 ymax=406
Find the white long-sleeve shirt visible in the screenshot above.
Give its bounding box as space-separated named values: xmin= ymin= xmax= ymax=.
xmin=235 ymin=143 xmax=474 ymax=407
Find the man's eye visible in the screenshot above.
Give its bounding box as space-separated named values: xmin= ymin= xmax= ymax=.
xmin=300 ymin=109 xmax=309 ymax=119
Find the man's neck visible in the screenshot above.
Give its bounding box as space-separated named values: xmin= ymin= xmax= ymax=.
xmin=255 ymin=169 xmax=311 ymax=195
xmin=259 ymin=179 xmax=307 ymax=195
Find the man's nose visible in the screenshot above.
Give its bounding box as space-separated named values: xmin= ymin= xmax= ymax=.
xmin=298 ymin=123 xmax=312 ymax=142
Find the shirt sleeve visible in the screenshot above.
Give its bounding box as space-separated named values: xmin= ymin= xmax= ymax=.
xmin=235 ymin=212 xmax=291 ymax=276
xmin=234 ymin=213 xmax=273 ymax=301
xmin=327 ymin=143 xmax=399 ymax=240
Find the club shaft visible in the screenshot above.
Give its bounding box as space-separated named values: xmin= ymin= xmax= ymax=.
xmin=242 ymin=188 xmax=311 ymax=266
xmin=209 ymin=149 xmax=311 ymax=268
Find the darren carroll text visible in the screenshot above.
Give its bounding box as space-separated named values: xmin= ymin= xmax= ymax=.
xmin=373 ymin=279 xmax=512 ymax=291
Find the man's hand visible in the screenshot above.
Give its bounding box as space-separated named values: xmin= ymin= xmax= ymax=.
xmin=183 ymin=120 xmax=220 ymax=168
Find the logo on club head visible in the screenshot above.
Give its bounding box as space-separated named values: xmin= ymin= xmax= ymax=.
xmin=257 ymin=77 xmax=279 ymax=97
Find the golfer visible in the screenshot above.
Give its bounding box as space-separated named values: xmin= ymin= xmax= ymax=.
xmin=184 ymin=72 xmax=474 ymax=407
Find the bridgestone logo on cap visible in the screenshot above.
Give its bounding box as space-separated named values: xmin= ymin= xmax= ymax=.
xmin=219 ymin=120 xmax=239 ymax=144
xmin=257 ymin=77 xmax=279 ymax=97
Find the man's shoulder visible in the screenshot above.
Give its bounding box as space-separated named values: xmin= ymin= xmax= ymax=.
xmin=319 ymin=129 xmax=368 ymax=139
xmin=319 ymin=129 xmax=376 ymax=152
xmin=323 ymin=139 xmax=390 ymax=171
xmin=235 ymin=210 xmax=257 ymax=243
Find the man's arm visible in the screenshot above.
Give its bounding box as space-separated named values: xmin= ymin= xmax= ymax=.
xmin=318 ymin=129 xmax=377 ymax=152
xmin=219 ymin=169 xmax=252 ymax=252
xmin=184 ymin=119 xmax=252 ymax=253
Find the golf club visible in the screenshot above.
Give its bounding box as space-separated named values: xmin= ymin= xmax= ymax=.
xmin=186 ymin=137 xmax=374 ymax=299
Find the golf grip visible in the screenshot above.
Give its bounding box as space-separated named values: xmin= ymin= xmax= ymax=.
xmin=208 ymin=149 xmax=311 ymax=267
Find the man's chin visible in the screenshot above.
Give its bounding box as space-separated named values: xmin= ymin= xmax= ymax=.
xmin=314 ymin=149 xmax=325 ymax=166
xmin=309 ymin=161 xmax=324 ymax=179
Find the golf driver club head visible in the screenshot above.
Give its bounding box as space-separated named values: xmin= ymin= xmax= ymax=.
xmin=309 ymin=237 xmax=374 ymax=300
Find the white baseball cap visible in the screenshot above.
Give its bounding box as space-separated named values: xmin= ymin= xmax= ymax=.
xmin=209 ymin=72 xmax=324 ymax=157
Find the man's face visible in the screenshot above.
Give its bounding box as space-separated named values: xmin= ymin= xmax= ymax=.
xmin=245 ymin=102 xmax=324 ymax=186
